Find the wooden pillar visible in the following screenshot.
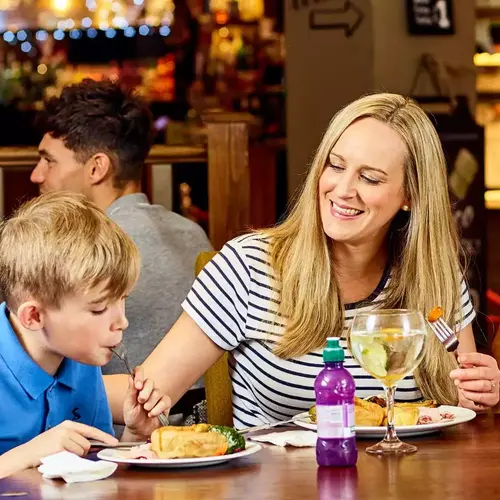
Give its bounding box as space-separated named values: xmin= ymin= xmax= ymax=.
xmin=203 ymin=112 xmax=256 ymax=250
xmin=249 ymin=142 xmax=278 ymax=229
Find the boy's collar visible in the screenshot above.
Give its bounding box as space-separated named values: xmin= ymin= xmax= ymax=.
xmin=0 ymin=303 xmax=78 ymax=398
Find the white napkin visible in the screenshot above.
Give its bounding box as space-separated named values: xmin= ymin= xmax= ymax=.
xmin=249 ymin=430 xmax=317 ymax=447
xmin=38 ymin=451 xmax=117 ymax=484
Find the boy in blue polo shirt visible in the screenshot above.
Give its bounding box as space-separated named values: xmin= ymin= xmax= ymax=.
xmin=0 ymin=192 xmax=170 ymax=477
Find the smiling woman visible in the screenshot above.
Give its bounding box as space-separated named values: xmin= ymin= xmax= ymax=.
xmin=318 ymin=118 xmax=408 ymax=245
xmin=105 ymin=92 xmax=500 ymax=430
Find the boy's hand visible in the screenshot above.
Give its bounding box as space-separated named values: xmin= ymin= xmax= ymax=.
xmin=24 ymin=421 xmax=118 ymax=468
xmin=122 ymin=366 xmax=171 ymax=440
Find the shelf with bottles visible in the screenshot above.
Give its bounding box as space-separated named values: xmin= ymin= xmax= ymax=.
xmin=475 ymin=49 xmax=500 ymax=101
xmin=190 ymin=10 xmax=284 ymax=133
xmin=0 ymin=49 xmax=176 ymax=112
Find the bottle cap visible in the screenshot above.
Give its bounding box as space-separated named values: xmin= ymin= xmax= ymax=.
xmin=323 ymin=336 xmax=344 ymax=363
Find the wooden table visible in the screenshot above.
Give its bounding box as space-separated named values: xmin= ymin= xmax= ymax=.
xmin=2 ymin=414 xmax=499 ymax=499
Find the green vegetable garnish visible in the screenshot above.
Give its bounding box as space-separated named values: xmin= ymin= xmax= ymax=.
xmin=210 ymin=425 xmax=246 ymax=454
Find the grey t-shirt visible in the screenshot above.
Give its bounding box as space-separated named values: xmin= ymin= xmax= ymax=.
xmin=103 ymin=193 xmax=212 ymax=389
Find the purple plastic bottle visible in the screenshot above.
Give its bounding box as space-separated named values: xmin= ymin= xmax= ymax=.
xmin=315 ymin=337 xmax=357 ymax=467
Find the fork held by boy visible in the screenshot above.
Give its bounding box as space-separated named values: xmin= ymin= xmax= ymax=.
xmin=110 ymin=345 xmax=170 ymax=427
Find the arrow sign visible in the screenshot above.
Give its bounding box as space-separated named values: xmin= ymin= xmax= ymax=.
xmin=309 ymin=1 xmax=364 ymax=36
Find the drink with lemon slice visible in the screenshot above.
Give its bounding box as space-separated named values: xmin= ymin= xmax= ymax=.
xmin=350 ymin=328 xmax=426 ymax=387
xmin=349 ymin=310 xmax=428 ymax=455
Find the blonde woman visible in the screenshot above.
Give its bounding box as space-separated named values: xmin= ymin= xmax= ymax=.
xmin=106 ymin=93 xmax=500 ymax=428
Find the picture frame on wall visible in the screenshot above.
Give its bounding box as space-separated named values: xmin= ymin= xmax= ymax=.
xmin=406 ymin=0 xmax=455 ymax=36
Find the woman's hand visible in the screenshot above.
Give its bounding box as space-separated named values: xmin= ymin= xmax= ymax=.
xmin=450 ymin=352 xmax=500 ymax=411
xmin=104 ymin=313 xmax=225 ymax=424
xmin=122 ymin=366 xmax=171 ymax=441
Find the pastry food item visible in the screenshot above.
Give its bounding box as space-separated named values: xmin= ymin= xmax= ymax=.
xmin=396 ymin=400 xmax=438 ymax=409
xmin=382 ymin=407 xmax=419 ymax=427
xmin=354 ymin=397 xmax=385 ymax=427
xmin=309 ymin=397 xmax=440 ymax=427
xmin=150 ymin=424 xmax=244 ymax=459
xmin=366 ymin=396 xmax=438 ymax=409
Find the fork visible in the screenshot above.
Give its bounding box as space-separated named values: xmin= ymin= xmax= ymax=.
xmin=239 ymin=415 xmax=304 ymax=435
xmin=426 ymin=307 xmax=459 ymax=352
xmin=110 ymin=344 xmax=170 ymax=427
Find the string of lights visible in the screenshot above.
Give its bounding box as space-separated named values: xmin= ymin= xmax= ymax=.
xmin=1 ymin=24 xmax=172 ymax=55
xmin=0 ymin=0 xmax=174 ymax=37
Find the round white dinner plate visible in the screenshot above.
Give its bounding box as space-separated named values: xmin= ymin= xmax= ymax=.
xmin=294 ymin=405 xmax=476 ymax=438
xmin=97 ymin=442 xmax=262 ymax=469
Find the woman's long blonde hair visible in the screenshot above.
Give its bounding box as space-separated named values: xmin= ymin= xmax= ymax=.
xmin=264 ymin=93 xmax=463 ymax=405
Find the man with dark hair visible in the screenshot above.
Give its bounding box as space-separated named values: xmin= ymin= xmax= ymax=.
xmin=32 ymin=79 xmax=211 ymax=418
xmin=35 ymin=78 xmax=154 ymax=201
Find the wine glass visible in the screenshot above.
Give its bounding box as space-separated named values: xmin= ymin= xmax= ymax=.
xmin=349 ymin=309 xmax=428 ymax=455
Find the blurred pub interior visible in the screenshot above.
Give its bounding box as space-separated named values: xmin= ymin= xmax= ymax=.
xmin=4 ymin=0 xmax=500 ymax=351
xmin=0 ymin=0 xmax=286 ymax=225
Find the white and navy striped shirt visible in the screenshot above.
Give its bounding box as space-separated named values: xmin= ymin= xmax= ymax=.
xmin=182 ymin=234 xmax=476 ymax=429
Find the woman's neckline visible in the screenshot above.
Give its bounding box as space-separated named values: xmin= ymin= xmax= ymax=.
xmin=343 ymin=253 xmax=392 ymax=310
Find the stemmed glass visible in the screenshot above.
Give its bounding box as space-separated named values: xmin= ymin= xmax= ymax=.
xmin=349 ymin=309 xmax=427 ymax=454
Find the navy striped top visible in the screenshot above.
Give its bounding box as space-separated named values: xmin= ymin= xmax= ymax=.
xmin=182 ymin=233 xmax=476 ymax=428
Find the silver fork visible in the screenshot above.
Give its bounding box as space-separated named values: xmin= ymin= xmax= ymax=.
xmin=426 ymin=311 xmax=459 ymax=352
xmin=239 ymin=415 xmax=304 ymax=435
xmin=110 ymin=344 xmax=170 ymax=427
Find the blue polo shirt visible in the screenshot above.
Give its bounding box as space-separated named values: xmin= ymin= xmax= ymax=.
xmin=0 ymin=303 xmax=114 ymax=454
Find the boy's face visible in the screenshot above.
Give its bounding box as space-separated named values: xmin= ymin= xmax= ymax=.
xmin=39 ymin=283 xmax=129 ymax=366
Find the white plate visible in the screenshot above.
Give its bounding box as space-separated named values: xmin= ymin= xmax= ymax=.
xmin=97 ymin=442 xmax=262 ymax=469
xmin=294 ymin=405 xmax=476 ymax=438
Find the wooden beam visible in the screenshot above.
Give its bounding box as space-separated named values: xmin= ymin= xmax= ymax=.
xmin=0 ymin=145 xmax=207 ymax=168
xmin=204 ymin=112 xmax=257 ymax=250
xmin=476 ymin=7 xmax=500 ymax=18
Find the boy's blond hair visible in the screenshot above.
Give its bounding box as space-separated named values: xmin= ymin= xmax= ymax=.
xmin=0 ymin=192 xmax=140 ymax=310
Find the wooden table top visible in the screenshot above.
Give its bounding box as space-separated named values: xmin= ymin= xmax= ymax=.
xmin=1 ymin=414 xmax=498 ymax=499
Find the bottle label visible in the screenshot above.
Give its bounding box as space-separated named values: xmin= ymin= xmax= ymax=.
xmin=316 ymin=404 xmax=355 ymax=439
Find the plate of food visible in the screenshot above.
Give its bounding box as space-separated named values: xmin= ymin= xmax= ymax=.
xmin=295 ymin=396 xmax=476 ymax=438
xmin=97 ymin=424 xmax=261 ymax=468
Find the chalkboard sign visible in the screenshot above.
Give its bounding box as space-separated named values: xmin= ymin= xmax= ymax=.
xmin=406 ymin=0 xmax=454 ymax=36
